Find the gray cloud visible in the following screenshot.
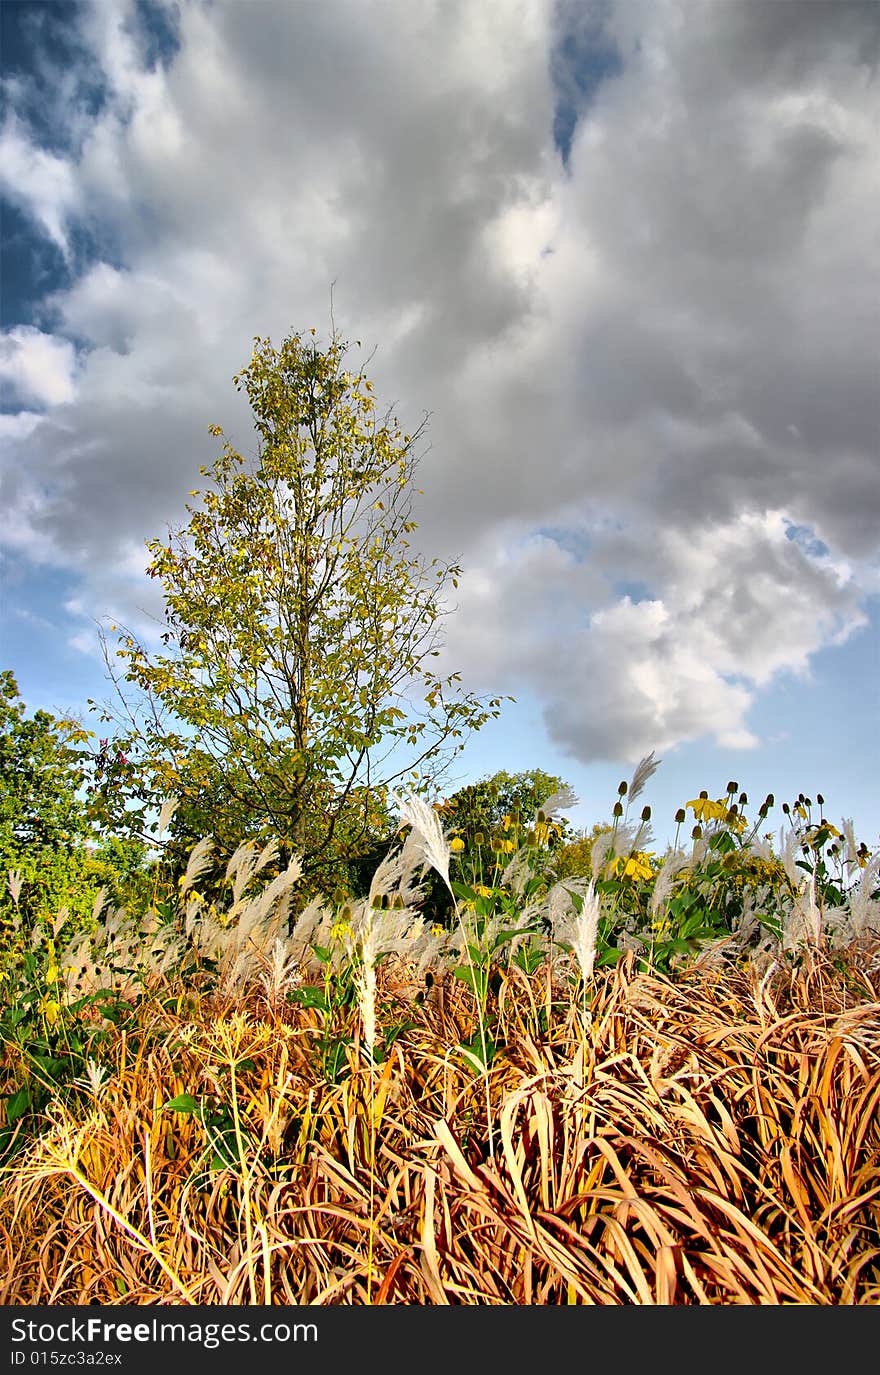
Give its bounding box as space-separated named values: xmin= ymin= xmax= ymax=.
xmin=1 ymin=0 xmax=877 ymax=769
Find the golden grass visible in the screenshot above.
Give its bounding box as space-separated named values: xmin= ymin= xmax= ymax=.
xmin=1 ymin=943 xmax=878 ymax=1305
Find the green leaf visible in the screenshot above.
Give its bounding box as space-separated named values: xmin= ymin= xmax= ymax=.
xmin=452 ymin=964 xmax=488 ymax=998
xmin=458 ymin=1032 xmax=495 ymax=1073
xmin=163 ymin=1092 xmax=200 ymax=1113
xmin=4 ymin=1087 xmax=31 ymax=1125
xmin=287 ymin=985 xmax=330 ymax=1012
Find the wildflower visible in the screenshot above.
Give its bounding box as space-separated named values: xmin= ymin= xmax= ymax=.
xmin=449 ymin=836 xmax=465 ymax=853
xmin=804 ymin=822 xmax=843 ymax=846
xmin=330 ymin=915 xmax=352 ymax=943
xmin=612 ymin=852 xmax=655 ymax=882
xmin=39 ymin=996 xmax=60 ymax=1025
xmin=687 ymin=797 xmax=728 ymax=823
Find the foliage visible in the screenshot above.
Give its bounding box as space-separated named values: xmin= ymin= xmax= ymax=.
xmin=0 ymin=672 xmax=152 ymax=961
xmin=2 ymin=897 xmax=879 ymax=1304
xmin=413 ymin=768 xmax=575 ymax=924
xmin=0 ymin=669 xmax=91 ymax=900
xmin=2 ymin=742 xmax=877 ymax=1173
xmin=0 ymin=902 xmax=150 ymax=1166
xmin=95 ymin=328 xmax=505 ymax=897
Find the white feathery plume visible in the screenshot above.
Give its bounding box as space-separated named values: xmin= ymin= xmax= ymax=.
xmin=778 ymin=825 xmax=802 ymax=889
xmin=836 ymin=852 xmax=880 ymax=941
xmin=743 ymin=835 xmax=775 ymax=863
xmin=228 ymin=838 xmax=282 ymax=905
xmin=782 ymin=871 xmax=822 ymax=951
xmin=259 ymin=938 xmax=301 ymax=1008
xmin=590 ymin=830 xmax=615 ymax=878
xmin=394 ymin=795 xmax=452 ymax=892
xmin=354 ymin=913 xmax=378 ymax=1062
xmin=500 ymin=847 xmax=532 ymax=897
xmin=540 ymin=785 xmax=580 ymax=819
xmin=368 ymin=846 xmax=410 ymax=909
xmin=157 ymin=796 xmax=179 ymax=839
xmin=73 ymin=1059 xmax=111 ymax=1100
xmin=650 ymin=849 xmax=689 ymax=920
xmin=627 ymin=751 xmax=661 ymax=805
xmin=287 ymin=896 xmax=334 ymax=967
xmin=180 ymin=837 xmax=215 ymax=895
xmin=551 ymin=880 xmax=602 ymax=985
xmin=52 ymin=904 xmax=71 ymax=938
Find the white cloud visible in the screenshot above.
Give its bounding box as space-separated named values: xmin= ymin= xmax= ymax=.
xmin=440 ymin=508 xmax=867 ymax=763
xmin=0 ymin=327 xmax=77 ymax=407
xmin=0 ymin=0 xmax=877 ymax=769
xmin=0 ymin=115 xmax=78 ymax=256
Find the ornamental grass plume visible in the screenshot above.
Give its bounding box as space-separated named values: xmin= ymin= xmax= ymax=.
xmin=649 ymin=848 xmax=690 ymax=922
xmin=258 ymin=937 xmax=301 ymax=1010
xmin=393 ymin=794 xmax=453 ymax=894
xmin=782 ymin=871 xmax=822 ymax=952
xmin=394 ymin=792 xmax=495 ymax=1154
xmin=183 ymin=845 xmax=304 ymax=996
xmin=225 ymin=838 xmax=282 ymax=906
xmin=179 ymin=836 xmax=215 ymax=895
xmin=353 ymin=912 xmax=378 ymax=1063
xmin=540 ymin=784 xmax=580 ymax=819
xmin=554 ymin=878 xmax=602 ymax=987
xmin=627 ymin=751 xmax=661 ymax=806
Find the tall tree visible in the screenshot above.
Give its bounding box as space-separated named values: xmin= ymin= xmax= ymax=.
xmin=100 ymin=328 xmax=505 ymax=895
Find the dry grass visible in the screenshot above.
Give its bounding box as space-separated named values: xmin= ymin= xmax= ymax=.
xmin=2 ymin=940 xmax=878 ymax=1306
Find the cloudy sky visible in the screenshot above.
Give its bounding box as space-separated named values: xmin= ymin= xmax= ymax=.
xmin=1 ymin=0 xmax=878 ymax=848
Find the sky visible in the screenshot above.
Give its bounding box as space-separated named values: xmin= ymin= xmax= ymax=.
xmin=1 ymin=0 xmax=878 ymax=853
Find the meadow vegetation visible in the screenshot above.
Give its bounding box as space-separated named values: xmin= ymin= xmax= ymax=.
xmin=1 ymin=750 xmax=878 ymax=1304
xmin=2 ymin=329 xmax=878 ymax=1304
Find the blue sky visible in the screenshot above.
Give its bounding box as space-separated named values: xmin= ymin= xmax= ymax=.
xmin=1 ymin=0 xmax=878 ymax=852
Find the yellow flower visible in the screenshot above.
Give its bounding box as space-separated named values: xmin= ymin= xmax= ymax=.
xmin=430 ymin=923 xmax=445 ymax=937
xmin=612 ymin=852 xmax=655 ymax=882
xmin=45 ymin=964 xmax=60 ymax=984
xmin=449 ymin=836 xmax=465 ymax=853
xmin=687 ymin=797 xmax=727 ymax=823
xmin=39 ymin=996 xmax=61 ymax=1026
xmin=804 ymin=823 xmax=842 ymax=846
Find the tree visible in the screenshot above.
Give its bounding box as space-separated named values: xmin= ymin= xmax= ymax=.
xmin=101 ymin=328 xmax=505 ymax=896
xmin=0 ymin=671 xmax=146 ymax=927
xmin=0 ymin=670 xmax=90 ymax=858
xmin=419 ymin=768 xmax=577 ymax=918
xmin=437 ymin=768 xmax=577 ymax=846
